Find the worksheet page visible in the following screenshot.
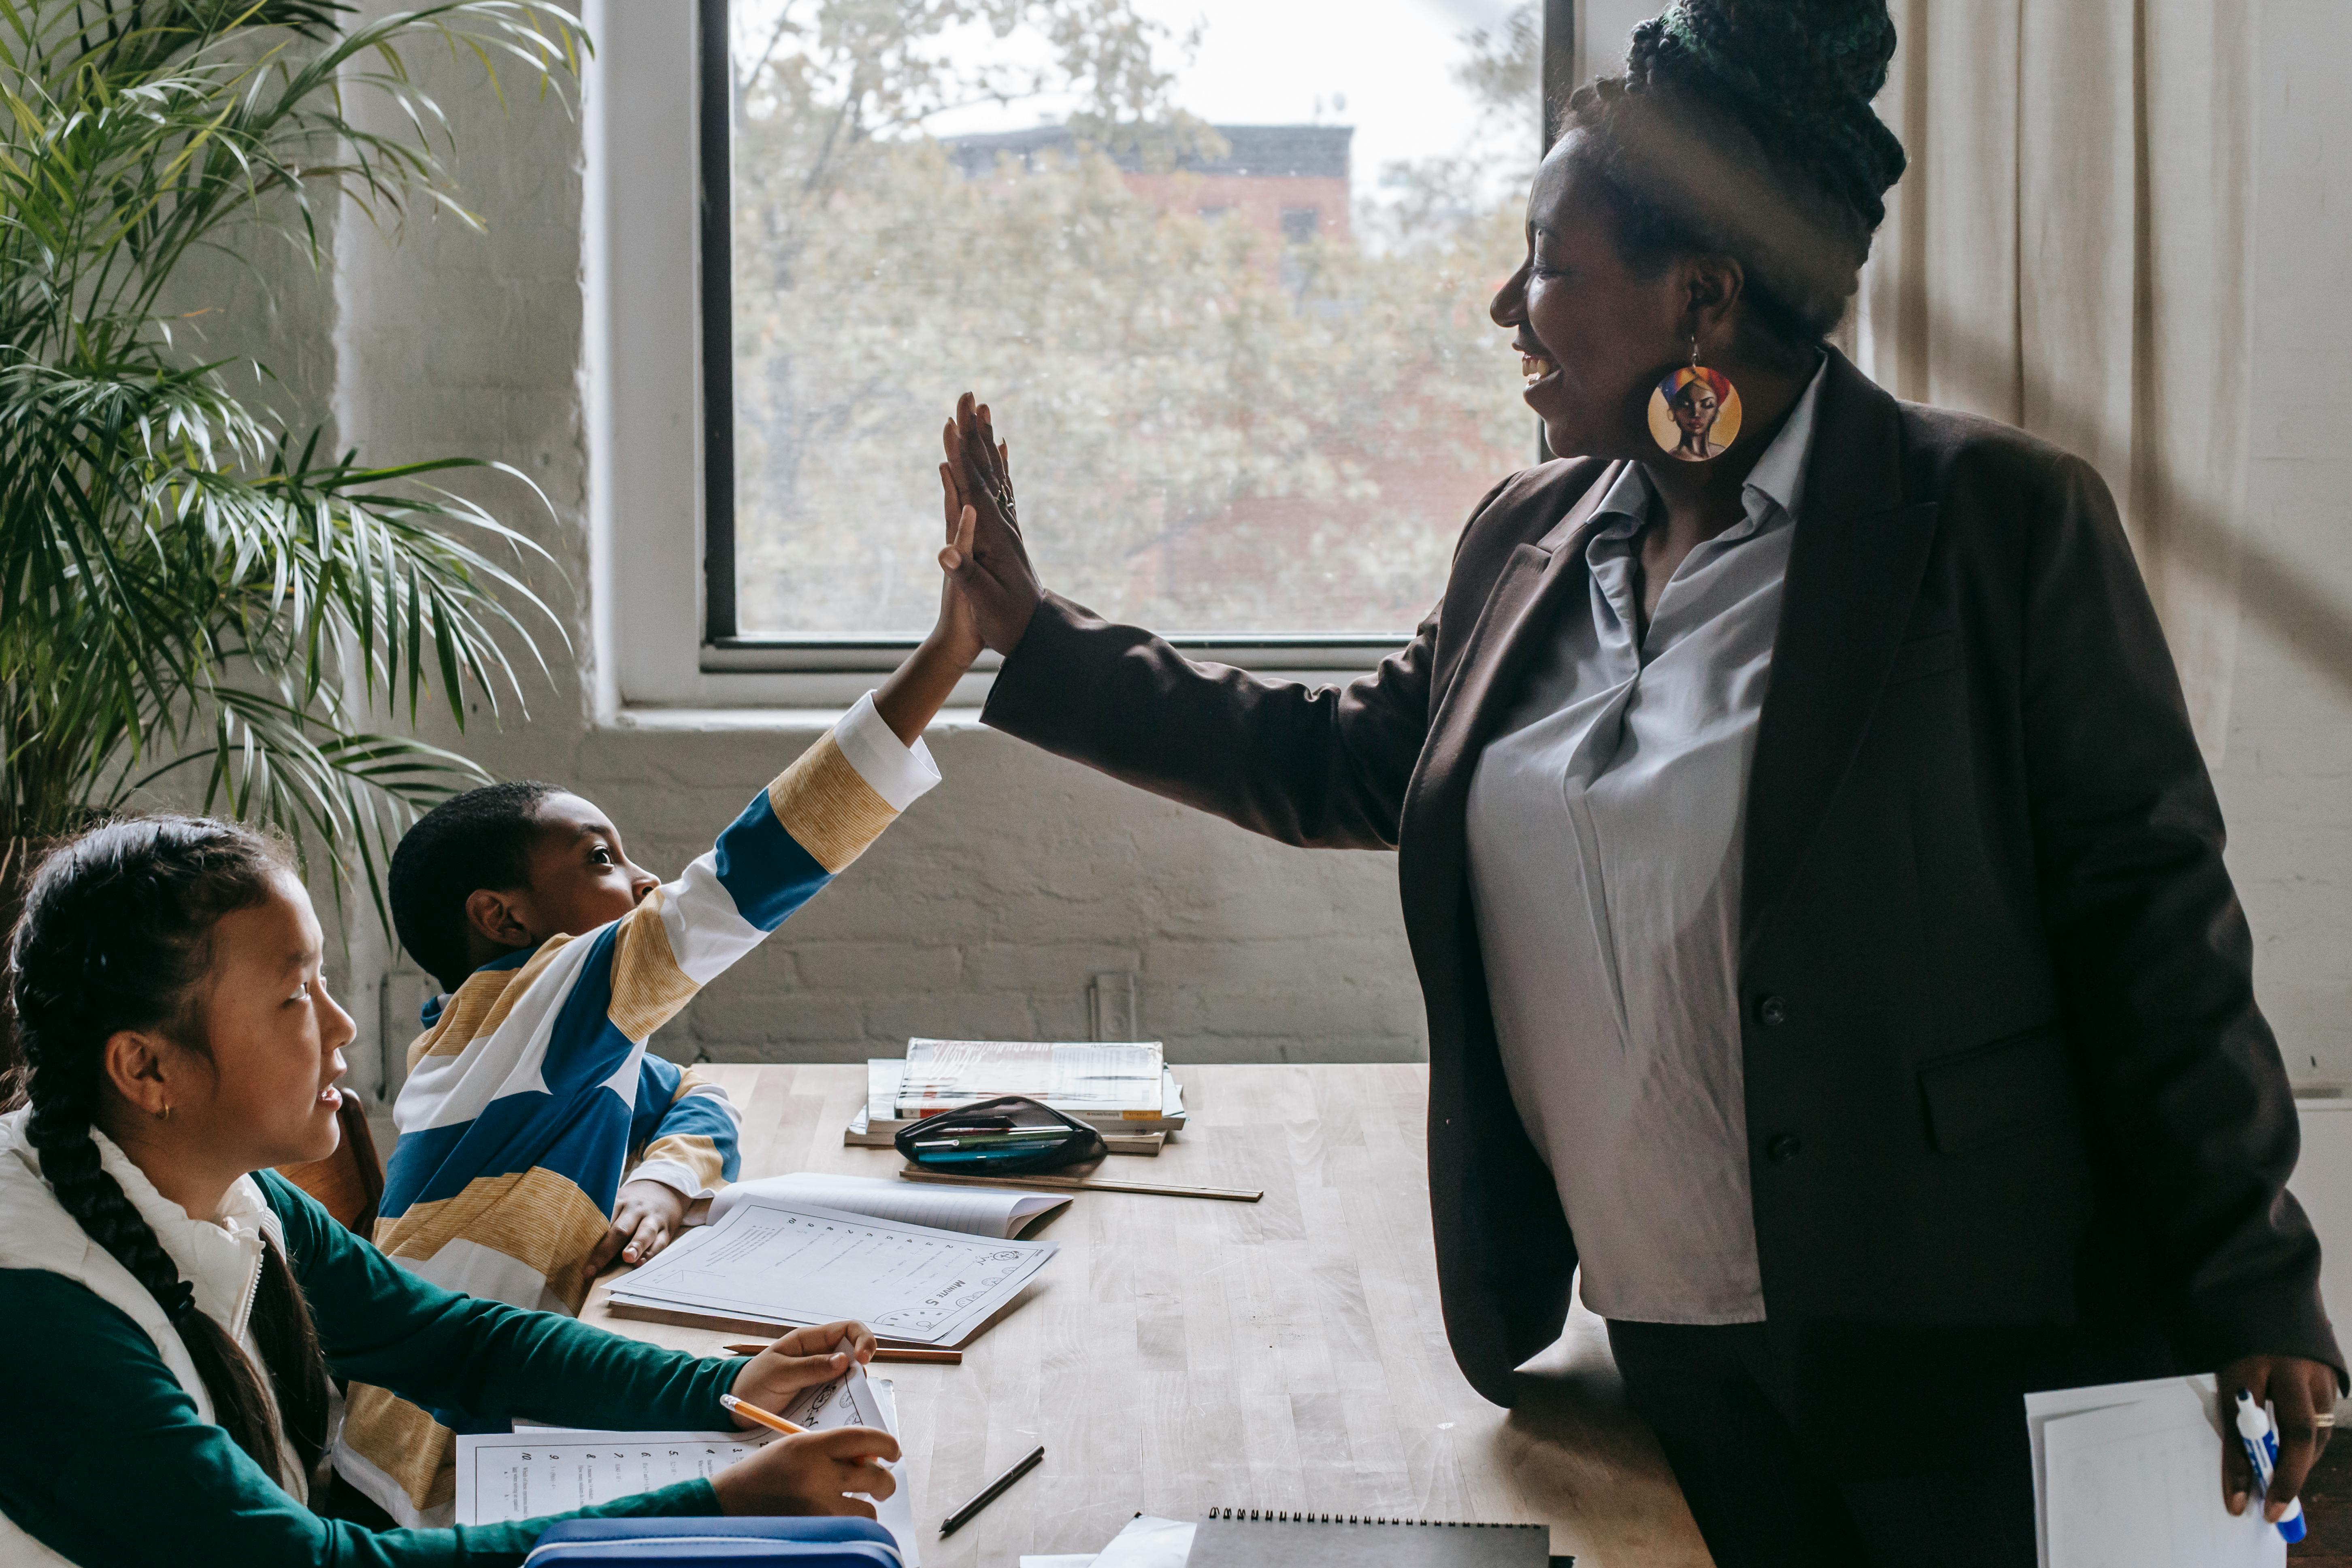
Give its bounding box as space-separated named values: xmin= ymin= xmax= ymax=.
xmin=453 ymin=1429 xmax=760 ymax=1524
xmin=455 ymin=1367 xmax=920 ymax=1565
xmin=608 ymin=1199 xmax=1056 ymax=1344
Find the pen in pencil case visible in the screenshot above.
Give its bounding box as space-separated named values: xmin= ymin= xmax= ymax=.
xmin=2234 ymin=1389 xmax=2308 ymax=1543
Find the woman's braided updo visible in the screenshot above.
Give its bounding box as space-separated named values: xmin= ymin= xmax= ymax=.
xmin=1563 ymin=0 xmax=1906 ymax=351
xmin=9 ymin=816 xmax=330 ymax=1483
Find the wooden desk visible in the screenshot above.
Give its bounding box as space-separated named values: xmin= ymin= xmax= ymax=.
xmin=584 ymin=1064 xmax=1713 ymax=1568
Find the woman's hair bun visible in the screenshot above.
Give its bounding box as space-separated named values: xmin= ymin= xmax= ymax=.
xmin=1625 ymin=0 xmax=1905 ymax=231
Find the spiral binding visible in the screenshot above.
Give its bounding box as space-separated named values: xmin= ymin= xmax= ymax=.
xmin=1204 ymin=1507 xmax=1542 ymax=1531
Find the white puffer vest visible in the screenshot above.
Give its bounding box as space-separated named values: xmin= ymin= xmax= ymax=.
xmin=0 ymin=1106 xmax=307 ymax=1566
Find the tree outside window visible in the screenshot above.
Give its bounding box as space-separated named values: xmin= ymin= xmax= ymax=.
xmin=723 ymin=0 xmax=1539 ymax=638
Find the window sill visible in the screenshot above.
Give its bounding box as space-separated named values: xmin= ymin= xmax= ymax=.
xmin=607 ymin=702 xmax=997 ymax=736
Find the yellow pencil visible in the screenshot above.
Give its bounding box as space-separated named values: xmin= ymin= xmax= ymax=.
xmin=720 ymin=1394 xmax=807 ymax=1436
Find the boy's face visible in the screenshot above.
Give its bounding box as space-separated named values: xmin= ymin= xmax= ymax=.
xmin=464 ymin=791 xmax=660 ymax=969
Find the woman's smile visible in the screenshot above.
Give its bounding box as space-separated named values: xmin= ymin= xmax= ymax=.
xmin=1515 ymin=334 xmax=1560 ymax=394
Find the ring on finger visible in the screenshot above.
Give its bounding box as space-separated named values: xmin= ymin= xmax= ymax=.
xmin=2318 ymin=1413 xmax=2337 ymax=1428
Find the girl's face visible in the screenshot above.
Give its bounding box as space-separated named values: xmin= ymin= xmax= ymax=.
xmin=173 ymin=874 xmax=355 ymax=1174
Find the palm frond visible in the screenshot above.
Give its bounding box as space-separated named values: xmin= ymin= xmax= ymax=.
xmin=0 ymin=0 xmax=589 ymax=918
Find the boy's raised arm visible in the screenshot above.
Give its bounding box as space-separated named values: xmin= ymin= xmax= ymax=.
xmin=601 ymin=468 xmax=985 ymax=1039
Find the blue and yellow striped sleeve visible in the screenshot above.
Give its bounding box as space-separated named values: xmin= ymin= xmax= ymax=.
xmin=627 ymin=1060 xmax=742 ymax=1200
xmin=602 ymin=691 xmax=941 ymax=1045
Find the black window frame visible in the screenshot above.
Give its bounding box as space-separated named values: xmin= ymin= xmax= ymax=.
xmin=697 ymin=0 xmax=1580 ymax=664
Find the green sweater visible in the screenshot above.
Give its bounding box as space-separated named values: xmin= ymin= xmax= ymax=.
xmin=0 ymin=1171 xmax=741 ymax=1566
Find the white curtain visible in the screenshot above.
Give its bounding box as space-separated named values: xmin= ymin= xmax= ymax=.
xmin=1852 ymin=0 xmax=2256 ymax=761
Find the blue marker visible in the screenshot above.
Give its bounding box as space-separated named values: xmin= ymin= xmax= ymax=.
xmin=2233 ymin=1389 xmax=2309 ymax=1543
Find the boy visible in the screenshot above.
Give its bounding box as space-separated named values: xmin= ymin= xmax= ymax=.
xmin=333 ymin=566 xmax=980 ymax=1526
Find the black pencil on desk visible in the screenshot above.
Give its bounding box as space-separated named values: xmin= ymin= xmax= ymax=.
xmin=938 ymin=1444 xmax=1045 ymax=1536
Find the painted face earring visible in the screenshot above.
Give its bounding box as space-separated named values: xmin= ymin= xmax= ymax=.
xmin=1647 ymin=336 xmax=1743 ymax=462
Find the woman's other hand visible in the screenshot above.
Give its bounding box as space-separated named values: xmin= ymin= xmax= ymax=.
xmin=939 ymin=391 xmax=1043 ymax=655
xmin=728 ymin=1320 xmax=879 ymax=1411
xmin=2219 ymin=1353 xmax=2339 ymax=1522
xmin=709 ymin=1426 xmax=901 ymax=1518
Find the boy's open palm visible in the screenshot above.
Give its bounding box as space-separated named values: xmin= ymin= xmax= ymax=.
xmin=710 ymin=1426 xmax=901 ymax=1519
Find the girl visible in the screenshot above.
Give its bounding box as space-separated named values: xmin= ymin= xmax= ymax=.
xmin=0 ymin=816 xmax=898 ymax=1566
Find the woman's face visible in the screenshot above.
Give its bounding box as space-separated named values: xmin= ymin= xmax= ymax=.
xmin=1490 ymin=134 xmax=1690 ymax=460
xmin=170 ymin=874 xmax=355 ymax=1174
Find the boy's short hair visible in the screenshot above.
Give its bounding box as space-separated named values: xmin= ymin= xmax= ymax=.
xmin=390 ymin=781 xmax=562 ymax=992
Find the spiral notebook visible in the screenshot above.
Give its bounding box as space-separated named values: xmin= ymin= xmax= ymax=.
xmin=1187 ymin=1508 xmax=1560 ymax=1568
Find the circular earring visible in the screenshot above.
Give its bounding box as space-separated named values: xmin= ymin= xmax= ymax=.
xmin=1647 ymin=336 xmax=1743 ymax=462
xmin=157 ymin=1103 xmax=170 ymax=1122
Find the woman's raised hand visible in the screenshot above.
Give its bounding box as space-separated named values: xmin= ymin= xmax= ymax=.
xmin=938 ymin=391 xmax=1044 ymax=655
xmin=708 ymin=1426 xmax=901 ymax=1519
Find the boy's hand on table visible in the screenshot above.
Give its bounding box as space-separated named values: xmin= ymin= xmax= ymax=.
xmin=585 ymin=1180 xmax=693 ymax=1281
xmin=710 ymin=1426 xmax=900 ymax=1519
xmin=728 ymin=1321 xmax=879 ymax=1410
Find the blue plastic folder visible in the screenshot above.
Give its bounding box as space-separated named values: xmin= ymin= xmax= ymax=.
xmin=521 ymin=1516 xmax=904 ymax=1568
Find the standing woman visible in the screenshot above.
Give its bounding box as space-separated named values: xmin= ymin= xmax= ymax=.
xmin=931 ymin=1 xmax=2343 ymax=1562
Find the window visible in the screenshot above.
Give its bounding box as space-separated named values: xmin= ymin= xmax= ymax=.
xmin=703 ymin=0 xmax=1567 ymax=660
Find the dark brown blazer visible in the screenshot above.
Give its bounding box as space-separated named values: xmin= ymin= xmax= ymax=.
xmin=981 ymin=349 xmax=2340 ymax=1405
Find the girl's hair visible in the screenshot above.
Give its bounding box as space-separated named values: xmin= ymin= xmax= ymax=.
xmin=8 ymin=815 xmax=331 ymax=1481
xmin=1560 ymin=0 xmax=1907 ymax=352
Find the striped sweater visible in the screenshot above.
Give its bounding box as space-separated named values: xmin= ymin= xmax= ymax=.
xmin=334 ymin=694 xmax=939 ymax=1525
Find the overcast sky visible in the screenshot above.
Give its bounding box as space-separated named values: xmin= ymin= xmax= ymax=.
xmin=925 ymin=0 xmax=1533 ymax=189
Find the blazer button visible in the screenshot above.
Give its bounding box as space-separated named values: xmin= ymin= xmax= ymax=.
xmin=1758 ymin=994 xmax=1789 ymax=1027
xmin=1766 ymin=1133 xmax=1803 ymax=1164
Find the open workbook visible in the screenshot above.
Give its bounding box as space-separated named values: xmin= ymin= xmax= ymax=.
xmin=708 ymin=1172 xmax=1070 ymax=1238
xmin=606 ymin=1178 xmax=1061 ymax=1345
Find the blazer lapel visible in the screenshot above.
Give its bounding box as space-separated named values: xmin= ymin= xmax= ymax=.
xmin=1741 ymin=351 xmax=1939 ymax=952
xmin=1401 ymin=462 xmax=1625 ymax=919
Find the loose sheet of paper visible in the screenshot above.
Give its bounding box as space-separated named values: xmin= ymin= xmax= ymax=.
xmin=1018 ymin=1513 xmax=1196 ymax=1568
xmin=2028 ymin=1374 xmax=2284 ymax=1568
xmin=1090 ymin=1515 xmax=1198 ymax=1568
xmin=609 ymin=1198 xmax=1056 ymax=1344
xmin=455 ymin=1365 xmax=919 ymax=1566
xmin=711 ymin=1172 xmax=1068 ymax=1238
xmin=784 ymin=1366 xmax=920 ymax=1568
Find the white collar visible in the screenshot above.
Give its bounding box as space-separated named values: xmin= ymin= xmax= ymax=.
xmin=85 ymin=1124 xmax=283 ymax=1344
xmin=1741 ymin=352 xmax=1830 ymax=522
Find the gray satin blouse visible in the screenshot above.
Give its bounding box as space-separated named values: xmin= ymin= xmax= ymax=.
xmin=1463 ymin=359 xmax=1825 ymax=1325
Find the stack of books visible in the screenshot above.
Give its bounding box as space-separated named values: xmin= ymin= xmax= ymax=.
xmin=845 ymin=1038 xmax=1184 ymax=1154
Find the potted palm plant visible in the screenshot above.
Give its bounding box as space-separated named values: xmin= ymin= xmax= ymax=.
xmin=0 ymin=1 xmax=588 ymax=1006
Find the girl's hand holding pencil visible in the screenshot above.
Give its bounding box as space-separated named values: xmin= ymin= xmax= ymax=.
xmin=712 ymin=1321 xmax=897 ymax=1519
xmin=727 ymin=1319 xmax=879 ymax=1418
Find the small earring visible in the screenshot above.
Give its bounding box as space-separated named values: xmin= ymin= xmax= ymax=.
xmin=1647 ymin=334 xmax=1744 ymax=462
xmin=157 ymin=1103 xmax=170 ymax=1122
